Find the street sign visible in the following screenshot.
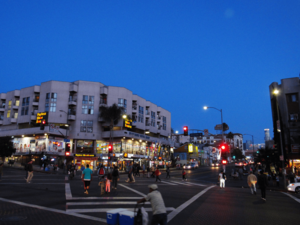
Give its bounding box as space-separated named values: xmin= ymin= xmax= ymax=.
xmin=124 ymin=118 xmax=132 ymax=129
xmin=214 ymin=124 xmax=223 ymax=130
xmin=64 ymin=139 xmax=70 ymax=142
xmin=36 ymin=112 xmax=48 ymax=124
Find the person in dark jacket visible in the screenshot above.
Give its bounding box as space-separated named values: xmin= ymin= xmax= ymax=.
xmin=112 ymin=166 xmax=119 ymax=189
xmin=258 ymin=171 xmax=268 ymax=201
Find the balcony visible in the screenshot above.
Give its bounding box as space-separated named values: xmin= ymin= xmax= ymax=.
xmin=0 ymin=106 xmax=4 ymax=112
xmin=0 ymin=120 xmax=2 ymax=125
xmin=33 ymin=98 xmax=39 ymax=106
xmin=100 ymin=86 xmax=108 ymax=95
xmin=33 ymin=85 xmax=40 ymax=93
xmin=145 ymin=112 xmax=150 ymax=118
xmin=145 ymin=123 xmax=150 ymax=127
xmin=13 ymin=104 xmax=19 ymax=110
xmin=68 ymin=97 xmax=77 ymax=106
xmin=70 ymin=84 xmax=78 ymax=92
xmin=13 ymin=90 xmax=20 ymax=97
xmin=99 ymin=99 xmax=107 ymax=107
xmin=10 ymin=118 xmax=17 ymax=123
xmin=68 ymin=111 xmax=76 ymax=120
xmin=132 ymin=104 xmax=137 ymax=111
xmin=157 ymin=116 xmax=162 ymax=121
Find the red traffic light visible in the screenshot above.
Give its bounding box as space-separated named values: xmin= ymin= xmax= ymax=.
xmin=183 ymin=126 xmax=188 ymax=136
xmin=108 ymin=144 xmax=113 ymax=153
xmin=183 ymin=126 xmax=187 ymax=131
xmin=67 ymin=143 xmax=71 ymax=147
xmin=42 ymin=120 xmax=46 ymax=125
xmin=65 ymin=152 xmax=70 ymax=156
xmin=221 ymin=145 xmax=226 ymax=150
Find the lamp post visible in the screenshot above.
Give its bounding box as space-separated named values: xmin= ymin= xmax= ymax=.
xmin=244 ymin=134 xmax=254 ymax=159
xmin=273 ymin=89 xmax=287 ymax=190
xmin=203 ymin=106 xmax=224 ymax=142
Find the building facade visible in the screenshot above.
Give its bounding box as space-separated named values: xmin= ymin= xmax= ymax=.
xmin=270 ymin=77 xmax=300 ymax=169
xmin=264 ymin=128 xmax=271 ymax=142
xmin=0 ymin=80 xmax=172 ymax=170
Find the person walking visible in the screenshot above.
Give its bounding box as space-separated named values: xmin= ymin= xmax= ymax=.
xmin=247 ymin=171 xmax=257 ymax=195
xmin=182 ymin=169 xmax=187 ymax=181
xmin=126 ymin=163 xmax=134 ymax=183
xmin=26 ymin=160 xmax=34 ymax=183
xmin=112 ymin=166 xmax=119 ymax=189
xmin=147 ymin=166 xmax=150 ymax=178
xmin=155 ymin=168 xmax=161 ymax=182
xmin=151 ymin=165 xmax=155 ymax=178
xmin=166 ymin=166 xmax=170 ymax=179
xmin=137 ymin=184 xmax=167 ymax=225
xmin=219 ymin=170 xmax=226 ymax=189
xmin=81 ymin=164 xmax=93 ymax=194
xmin=136 ymin=165 xmax=140 ymax=177
xmin=0 ymin=162 xmax=3 ymax=181
xmin=258 ymin=170 xmax=268 ymax=201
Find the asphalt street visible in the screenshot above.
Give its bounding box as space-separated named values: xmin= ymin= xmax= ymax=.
xmin=0 ymin=165 xmax=299 ymax=225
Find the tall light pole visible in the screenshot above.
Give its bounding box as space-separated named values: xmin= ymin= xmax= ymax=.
xmin=203 ymin=106 xmax=224 ymax=142
xmin=244 ymin=134 xmax=254 ymax=159
xmin=273 ymin=89 xmax=286 ymax=190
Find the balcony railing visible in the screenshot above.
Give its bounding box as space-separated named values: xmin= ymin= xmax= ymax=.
xmin=68 ymin=111 xmax=76 ymax=116
xmin=69 ymin=97 xmax=77 ymax=102
xmin=100 ymin=99 xmax=107 ymax=104
xmin=132 ymin=105 xmax=137 ymax=110
xmin=146 ymin=123 xmax=150 ymax=126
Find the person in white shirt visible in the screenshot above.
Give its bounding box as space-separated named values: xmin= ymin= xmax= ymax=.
xmin=219 ymin=170 xmax=226 ymax=189
xmin=137 ymin=184 xmax=167 ymax=225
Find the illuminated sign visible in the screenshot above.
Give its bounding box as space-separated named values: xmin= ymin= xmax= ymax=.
xmin=188 ymin=144 xmax=193 ymax=153
xmin=74 ymin=154 xmax=96 ymax=157
xmin=36 ymin=112 xmax=48 ymax=124
xmin=124 ymin=153 xmax=128 ymax=158
xmin=124 ymin=119 xmax=132 ymax=129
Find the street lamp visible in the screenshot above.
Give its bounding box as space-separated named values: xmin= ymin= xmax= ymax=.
xmin=244 ymin=134 xmax=254 ymax=159
xmin=122 ymin=114 xmax=127 ymax=119
xmin=273 ymin=89 xmax=287 ymax=190
xmin=203 ymin=106 xmax=224 ymax=142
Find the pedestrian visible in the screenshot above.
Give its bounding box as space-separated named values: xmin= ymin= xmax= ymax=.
xmin=247 ymin=171 xmax=257 ymax=195
xmin=239 ymin=167 xmax=243 ymax=180
xmin=151 ymin=166 xmax=155 ymax=178
xmin=155 ymin=167 xmax=161 ymax=182
xmin=24 ymin=161 xmax=29 ymax=179
xmin=137 ymin=184 xmax=167 ymax=225
xmin=106 ymin=173 xmax=112 ymax=193
xmin=276 ymin=174 xmax=280 ymax=187
xmin=112 ymin=166 xmax=119 ymax=189
xmin=26 ymin=160 xmax=34 ymax=183
xmin=166 ymin=166 xmax=170 ymax=179
xmin=81 ymin=164 xmax=93 ymax=194
xmin=219 ymin=170 xmax=226 ymax=189
xmin=182 ymin=169 xmax=187 ymax=181
xmin=136 ymin=165 xmax=140 ymax=177
xmin=98 ymin=175 xmax=106 ymax=195
xmin=126 ymin=163 xmax=134 ymax=183
xmin=147 ymin=166 xmax=150 ymax=178
xmin=258 ymin=170 xmax=268 ymax=201
xmin=0 ymin=162 xmax=3 ymax=181
xmin=98 ymin=165 xmax=105 ymax=180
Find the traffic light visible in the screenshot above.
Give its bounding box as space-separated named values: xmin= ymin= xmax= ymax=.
xmin=65 ymin=143 xmax=71 ymax=156
xmin=108 ymin=144 xmax=113 ymax=154
xmin=40 ymin=120 xmax=46 ymax=130
xmin=220 ymin=143 xmax=228 ymax=152
xmin=183 ymin=126 xmax=188 ymax=136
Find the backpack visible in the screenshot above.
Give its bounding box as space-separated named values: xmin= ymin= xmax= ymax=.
xmin=99 ymin=167 xmax=104 ymax=175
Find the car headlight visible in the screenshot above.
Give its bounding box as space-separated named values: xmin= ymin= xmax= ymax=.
xmin=289 ymin=184 xmax=294 ymax=186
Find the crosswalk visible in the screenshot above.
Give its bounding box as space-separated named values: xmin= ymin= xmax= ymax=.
xmin=65 ymin=177 xmax=207 ymax=220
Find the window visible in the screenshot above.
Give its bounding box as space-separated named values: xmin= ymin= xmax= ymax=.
xmin=50 ymin=103 xmax=56 ymax=112
xmin=45 ymin=93 xmax=56 ymax=112
xmin=82 ymin=95 xmax=94 ymax=114
xmin=286 ymin=94 xmax=298 ymax=102
xmin=15 ymin=100 xmax=20 ymax=106
xmin=290 ymin=114 xmax=298 ymax=121
xmin=7 ymin=110 xmax=11 ymax=118
xmin=138 ymin=106 xmax=144 ymax=123
xmin=163 ymin=116 xmax=167 ymax=130
xmin=80 ymin=120 xmax=93 ymax=133
xmin=8 ymin=101 xmax=12 ymax=108
xmin=118 ymin=98 xmax=127 ymax=112
xmin=0 ymin=113 xmax=4 ymax=120
xmin=14 ymin=113 xmax=18 ymax=119
xmin=151 ymin=111 xmax=155 ymax=127
xmin=21 ymin=97 xmax=30 ymax=116
xmin=100 ymin=96 xmax=107 ymax=104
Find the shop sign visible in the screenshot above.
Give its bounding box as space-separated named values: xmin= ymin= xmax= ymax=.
xmin=36 ymin=112 xmax=48 ymax=124
xmin=124 ymin=118 xmax=133 ymax=129
xmin=75 ymin=154 xmax=96 ymax=157
xmin=291 ymin=145 xmax=300 ymax=153
xmin=128 ymin=132 xmax=150 ymax=140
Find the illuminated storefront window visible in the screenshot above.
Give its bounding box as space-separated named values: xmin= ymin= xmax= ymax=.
xmin=76 ymin=140 xmax=94 ymax=153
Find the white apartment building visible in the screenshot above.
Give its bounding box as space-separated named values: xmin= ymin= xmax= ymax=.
xmin=0 ymin=80 xmax=172 ymax=170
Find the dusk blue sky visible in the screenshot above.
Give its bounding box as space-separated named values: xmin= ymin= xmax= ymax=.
xmin=1 ymin=1 xmax=300 ymax=144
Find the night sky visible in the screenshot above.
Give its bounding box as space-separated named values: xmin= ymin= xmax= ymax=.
xmin=1 ymin=1 xmax=300 ymax=144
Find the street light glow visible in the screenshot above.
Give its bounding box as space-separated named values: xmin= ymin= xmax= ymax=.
xmin=175 ymin=131 xmax=178 ymax=134
xmin=273 ymin=89 xmax=279 ymax=95
xmin=203 ymin=106 xmax=208 ymax=110
xmin=122 ymin=114 xmax=127 ymax=119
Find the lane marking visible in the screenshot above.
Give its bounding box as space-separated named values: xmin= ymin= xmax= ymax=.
xmin=185 ymin=181 xmax=206 ymax=187
xmin=121 ymin=184 xmax=170 ymax=186
xmin=169 ymin=181 xmax=192 ymax=186
xmin=282 ymin=192 xmax=300 ymax=203
xmin=161 ymin=181 xmax=177 ymax=185
xmin=0 ymin=179 xmax=65 ymax=181
xmin=65 ymin=183 xmax=72 ymax=200
xmin=66 ymin=207 xmax=175 ymax=213
xmin=0 ymin=197 xmax=106 ymax=223
xmin=119 ymin=184 xmax=146 ymax=197
xmin=67 ymin=201 xmax=151 ymax=206
xmin=167 ymin=185 xmax=215 ymax=223
xmin=70 ymin=197 xmax=141 ymax=200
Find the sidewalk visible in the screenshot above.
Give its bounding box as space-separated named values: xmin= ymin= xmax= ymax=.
xmin=3 ymin=162 xmax=65 ymax=175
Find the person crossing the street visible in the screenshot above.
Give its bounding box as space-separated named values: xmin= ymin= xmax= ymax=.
xmin=26 ymin=160 xmax=34 ymax=183
xmin=219 ymin=170 xmax=226 ymax=189
xmin=166 ymin=166 xmax=170 ymax=179
xmin=81 ymin=164 xmax=93 ymax=194
xmin=155 ymin=167 xmax=161 ymax=182
xmin=247 ymin=171 xmax=257 ymax=195
xmin=137 ymin=184 xmax=167 ymax=225
xmin=258 ymin=170 xmax=268 ymax=201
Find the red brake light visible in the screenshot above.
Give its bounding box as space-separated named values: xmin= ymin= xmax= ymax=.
xmin=65 ymin=152 xmax=70 ymax=156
